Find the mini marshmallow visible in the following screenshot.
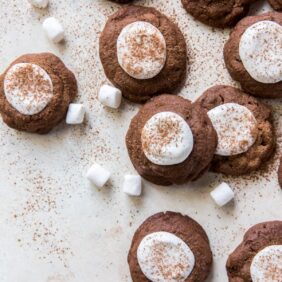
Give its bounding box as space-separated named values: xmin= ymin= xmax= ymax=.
xmin=210 ymin=182 xmax=235 ymax=207
xmin=87 ymin=164 xmax=111 ymax=188
xmin=98 ymin=85 xmax=122 ymax=109
xmin=42 ymin=17 xmax=64 ymax=43
xmin=123 ymin=175 xmax=142 ymax=196
xmin=28 ymin=0 xmax=49 ymax=8
xmin=66 ymin=104 xmax=85 ymax=125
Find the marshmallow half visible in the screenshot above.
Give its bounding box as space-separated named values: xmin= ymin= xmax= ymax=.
xmin=4 ymin=63 xmax=53 ymax=115
xmin=239 ymin=20 xmax=282 ymax=84
xmin=87 ymin=164 xmax=110 ymax=188
xmin=137 ymin=232 xmax=195 ymax=282
xmin=250 ymin=245 xmax=282 ymax=281
xmin=43 ymin=17 xmax=65 ymax=43
xmin=117 ymin=21 xmax=167 ymax=80
xmin=207 ymin=103 xmax=258 ymax=156
xmin=210 ymin=182 xmax=235 ymax=207
xmin=141 ymin=112 xmax=194 ymax=166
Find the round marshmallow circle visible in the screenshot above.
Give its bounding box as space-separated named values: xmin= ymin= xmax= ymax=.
xmin=141 ymin=112 xmax=194 ymax=166
xmin=207 ymin=103 xmax=258 ymax=156
xmin=250 ymin=245 xmax=282 ymax=281
xmin=137 ymin=232 xmax=195 ymax=282
xmin=4 ymin=63 xmax=53 ymax=115
xmin=239 ymin=20 xmax=282 ymax=84
xmin=117 ymin=21 xmax=167 ymax=80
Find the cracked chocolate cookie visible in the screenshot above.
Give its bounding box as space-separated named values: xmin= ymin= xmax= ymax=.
xmin=110 ymin=0 xmax=133 ymax=3
xmin=268 ymin=0 xmax=282 ymax=11
xmin=99 ymin=6 xmax=187 ymax=103
xmin=126 ymin=94 xmax=217 ymax=186
xmin=195 ymin=85 xmax=275 ymax=176
xmin=128 ymin=212 xmax=213 ymax=282
xmin=0 ymin=53 xmax=77 ymax=134
xmin=181 ymin=0 xmax=258 ymax=28
xmin=226 ymin=221 xmax=282 ymax=281
xmin=224 ymin=12 xmax=282 ymax=98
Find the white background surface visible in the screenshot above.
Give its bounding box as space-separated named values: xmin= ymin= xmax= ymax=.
xmin=0 ymin=1 xmax=281 ymax=282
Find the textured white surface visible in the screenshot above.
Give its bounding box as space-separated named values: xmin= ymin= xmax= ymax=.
xmin=137 ymin=232 xmax=195 ymax=281
xmin=0 ymin=1 xmax=281 ymax=282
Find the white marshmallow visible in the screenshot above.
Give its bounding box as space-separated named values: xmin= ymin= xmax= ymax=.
xmin=250 ymin=245 xmax=282 ymax=281
xmin=66 ymin=104 xmax=85 ymax=124
xmin=239 ymin=21 xmax=282 ymax=84
xmin=117 ymin=21 xmax=166 ymax=80
xmin=210 ymin=182 xmax=235 ymax=207
xmin=4 ymin=63 xmax=53 ymax=115
xmin=98 ymin=85 xmax=122 ymax=109
xmin=42 ymin=17 xmax=65 ymax=43
xmin=123 ymin=175 xmax=142 ymax=196
xmin=207 ymin=103 xmax=257 ymax=156
xmin=86 ymin=164 xmax=110 ymax=188
xmin=28 ymin=0 xmax=49 ymax=8
xmin=141 ymin=112 xmax=194 ymax=166
xmin=137 ymin=232 xmax=195 ymax=282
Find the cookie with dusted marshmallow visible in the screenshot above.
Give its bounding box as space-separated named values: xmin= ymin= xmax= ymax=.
xmin=99 ymin=6 xmax=187 ymax=103
xmin=0 ymin=53 xmax=77 ymax=133
xmin=224 ymin=12 xmax=282 ymax=98
xmin=128 ymin=212 xmax=213 ymax=282
xmin=226 ymin=221 xmax=282 ymax=281
xmin=126 ymin=94 xmax=217 ymax=186
xmin=195 ymin=85 xmax=275 ymax=176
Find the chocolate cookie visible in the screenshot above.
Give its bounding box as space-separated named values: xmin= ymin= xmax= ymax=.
xmin=181 ymin=0 xmax=257 ymax=28
xmin=0 ymin=53 xmax=77 ymax=134
xmin=224 ymin=12 xmax=282 ymax=98
xmin=226 ymin=221 xmax=282 ymax=281
xmin=195 ymin=85 xmax=275 ymax=176
xmin=126 ymin=94 xmax=217 ymax=186
xmin=128 ymin=212 xmax=213 ymax=282
xmin=99 ymin=6 xmax=187 ymax=103
xmin=278 ymin=157 xmax=282 ymax=189
xmin=268 ymin=0 xmax=282 ymax=11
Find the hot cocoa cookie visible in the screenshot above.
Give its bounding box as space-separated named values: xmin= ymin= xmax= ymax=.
xmin=226 ymin=221 xmax=282 ymax=281
xmin=268 ymin=0 xmax=282 ymax=11
xmin=224 ymin=12 xmax=282 ymax=98
xmin=128 ymin=212 xmax=213 ymax=282
xmin=0 ymin=53 xmax=77 ymax=134
xmin=181 ymin=0 xmax=258 ymax=28
xmin=99 ymin=6 xmax=187 ymax=103
xmin=195 ymin=85 xmax=275 ymax=176
xmin=126 ymin=94 xmax=217 ymax=186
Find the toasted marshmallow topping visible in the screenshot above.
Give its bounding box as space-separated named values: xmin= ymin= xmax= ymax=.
xmin=4 ymin=63 xmax=53 ymax=115
xmin=137 ymin=232 xmax=195 ymax=282
xmin=117 ymin=21 xmax=166 ymax=80
xmin=250 ymin=245 xmax=282 ymax=282
xmin=207 ymin=103 xmax=258 ymax=156
xmin=141 ymin=112 xmax=194 ymax=165
xmin=239 ymin=20 xmax=282 ymax=84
